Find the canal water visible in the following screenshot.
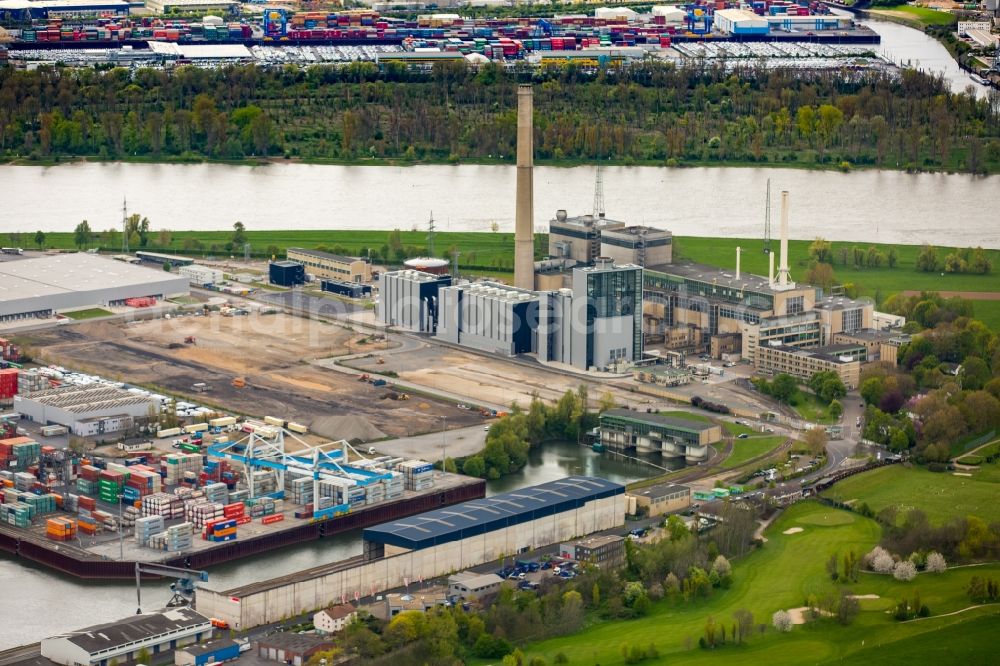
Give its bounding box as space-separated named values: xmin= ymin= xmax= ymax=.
xmin=0 ymin=441 xmax=665 ymax=649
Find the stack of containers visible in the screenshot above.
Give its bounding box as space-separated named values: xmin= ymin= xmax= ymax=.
xmin=141 ymin=492 xmax=175 ymax=518
xmin=152 ymin=522 xmax=193 ymax=552
xmin=228 ymin=489 xmax=249 ymax=503
xmin=365 ymin=481 xmax=385 ymax=505
xmin=121 ymin=505 xmax=140 ymax=528
xmin=203 ymin=482 xmax=228 ymax=505
xmin=45 ymin=517 xmax=77 ymax=541
xmin=1 ymin=503 xmax=31 ymax=527
xmin=16 ymin=369 xmax=49 ymax=394
xmin=250 ymin=470 xmax=277 ymax=496
xmin=13 ymin=472 xmax=35 ymax=491
xmin=347 ymin=486 xmax=366 ymax=509
xmin=76 ymin=464 xmax=101 ymax=494
xmin=385 ymin=471 xmax=404 ymax=499
xmin=185 ymin=502 xmax=223 ymax=528
xmin=162 ymin=453 xmax=202 ymax=485
xmin=62 ymin=493 xmax=79 ymax=513
xmin=135 ymin=515 xmax=165 ymax=546
xmin=202 ymin=518 xmax=237 ymax=542
xmin=20 ymin=493 xmax=56 ymax=515
xmin=286 ymin=476 xmax=313 ymax=505
xmin=398 ymin=460 xmax=434 ymax=491
xmin=246 ymin=496 xmax=276 ymax=518
xmin=98 ymin=469 xmax=126 ymax=504
xmin=0 ymin=368 xmax=17 ymax=400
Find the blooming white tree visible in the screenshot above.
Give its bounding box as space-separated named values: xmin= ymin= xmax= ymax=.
xmin=926 ymin=552 xmax=947 ymax=573
xmin=893 ymin=560 xmax=917 ymax=581
xmin=712 ymin=555 xmax=732 ymax=578
xmin=772 ymin=610 xmax=793 ymax=632
xmin=867 ymin=546 xmax=896 ymax=573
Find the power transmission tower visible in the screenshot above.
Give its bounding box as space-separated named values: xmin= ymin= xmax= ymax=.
xmin=592 ymin=165 xmax=605 ymax=219
xmin=121 ymin=197 xmax=129 ymax=254
xmin=427 ymin=211 xmax=436 ymax=256
xmin=763 ymin=179 xmax=772 ymax=255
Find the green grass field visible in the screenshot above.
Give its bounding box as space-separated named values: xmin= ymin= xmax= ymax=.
xmin=62 ymin=308 xmax=113 ymax=320
xmin=822 ymin=464 xmax=1000 ymax=525
xmin=722 ymin=435 xmax=786 ymax=469
xmin=792 ymin=393 xmax=839 ymax=425
xmin=871 ymin=6 xmax=957 ymax=28
xmin=970 ymin=300 xmax=1000 ymax=332
xmin=723 ymin=422 xmax=757 ymax=437
xmin=511 ymin=501 xmax=1000 ymax=665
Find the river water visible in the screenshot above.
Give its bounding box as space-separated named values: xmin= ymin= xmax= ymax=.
xmin=0 ymin=441 xmax=664 ymax=649
xmin=1 ymin=16 xmax=995 ymax=649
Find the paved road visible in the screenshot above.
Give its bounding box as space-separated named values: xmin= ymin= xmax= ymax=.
xmin=371 ymin=424 xmax=490 ymax=462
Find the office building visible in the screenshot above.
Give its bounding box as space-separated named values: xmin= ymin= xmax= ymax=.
xmin=376 ymin=270 xmax=451 ymax=333
xmin=539 ymin=259 xmax=643 ymax=372
xmin=833 ymin=329 xmax=909 ymax=365
xmin=448 ymin=572 xmax=505 ymax=601
xmin=628 ymin=482 xmax=692 ymax=517
xmin=287 ymin=248 xmax=372 ymax=284
xmin=754 ymin=343 xmax=862 ymax=389
xmin=436 ymin=281 xmax=539 ymax=354
xmin=560 ymin=534 xmax=625 ymax=569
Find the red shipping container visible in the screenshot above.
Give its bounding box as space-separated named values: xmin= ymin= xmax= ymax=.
xmin=0 ymin=369 xmax=18 ymax=399
xmin=78 ymin=496 xmax=96 ymax=511
xmin=261 ymin=514 xmax=284 ymax=525
xmin=236 ymin=515 xmax=252 ymax=525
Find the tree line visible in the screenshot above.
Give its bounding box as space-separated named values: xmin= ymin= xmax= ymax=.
xmin=2 ymin=60 xmax=1000 ymax=172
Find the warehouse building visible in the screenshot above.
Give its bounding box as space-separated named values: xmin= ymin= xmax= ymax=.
xmin=269 ymin=261 xmax=305 ymax=287
xmin=287 ymin=248 xmax=372 ymax=284
xmin=538 ymin=259 xmax=643 ymax=372
xmin=196 ymin=476 xmax=625 ymax=629
xmin=320 ymin=279 xmax=372 ymax=299
xmin=135 ymin=251 xmax=194 ymax=267
xmin=178 ymin=265 xmax=224 ymax=288
xmin=560 ymin=534 xmax=625 ymax=569
xmin=144 ymin=0 xmax=238 ymax=13
xmin=628 ymin=481 xmax=691 ymax=517
xmin=174 ymin=639 xmax=240 ymax=666
xmin=436 ymin=281 xmax=539 ymax=354
xmin=0 ymin=253 xmax=188 ymax=323
xmin=754 ymin=343 xmax=862 ymax=389
xmin=14 ymin=385 xmax=156 ymax=436
xmin=41 ymin=608 xmax=211 ymax=666
xmin=598 ymin=409 xmax=721 ymax=462
xmin=376 ymin=270 xmax=451 ymax=333
xmin=600 ymin=225 xmax=673 ymax=267
xmin=0 ymin=0 xmax=129 ymax=20
xmin=256 ymin=634 xmax=335 ymax=666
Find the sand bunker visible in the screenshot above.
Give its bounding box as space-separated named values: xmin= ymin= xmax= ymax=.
xmin=783 ymin=527 xmax=804 ymax=535
xmin=787 ymin=607 xmax=832 ymax=625
xmin=848 ymin=594 xmax=880 ymax=600
xmin=953 ymin=472 xmax=973 ymax=477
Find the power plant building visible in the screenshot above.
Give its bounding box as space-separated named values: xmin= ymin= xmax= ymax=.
xmin=539 ymin=260 xmax=643 ymax=372
xmin=286 ymin=248 xmax=372 ymax=284
xmin=376 ymin=270 xmax=451 ymax=333
xmin=598 ymin=409 xmax=721 ymax=462
xmin=548 ymin=211 xmax=626 ymax=265
xmin=436 ymin=282 xmax=539 ymax=355
xmin=600 ymin=226 xmax=673 ymax=267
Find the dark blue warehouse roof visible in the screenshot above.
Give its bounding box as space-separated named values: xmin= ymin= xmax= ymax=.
xmin=363 ymin=476 xmax=624 ymax=551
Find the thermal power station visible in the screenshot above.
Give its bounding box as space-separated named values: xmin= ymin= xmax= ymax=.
xmin=514 ymin=84 xmax=536 ymax=291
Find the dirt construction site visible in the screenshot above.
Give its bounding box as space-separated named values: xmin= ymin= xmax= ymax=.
xmin=22 ymin=313 xmax=482 ymax=438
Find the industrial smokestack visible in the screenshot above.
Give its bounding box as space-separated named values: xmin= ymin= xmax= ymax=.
xmin=778 ymin=190 xmax=791 ymax=288
xmin=735 ymin=246 xmax=741 ymax=281
xmin=514 ymin=85 xmax=535 ymax=291
xmin=768 ymin=250 xmax=775 ymax=287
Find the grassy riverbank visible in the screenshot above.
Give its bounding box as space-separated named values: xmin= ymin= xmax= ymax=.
xmin=867 ymin=7 xmax=957 ymax=29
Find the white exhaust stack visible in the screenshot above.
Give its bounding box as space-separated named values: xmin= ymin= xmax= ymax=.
xmin=777 ymin=190 xmax=793 ymax=289
xmin=768 ymin=250 xmax=775 ymax=287
xmin=735 ymin=246 xmax=742 ymax=280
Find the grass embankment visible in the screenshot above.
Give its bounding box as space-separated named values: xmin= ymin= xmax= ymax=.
xmin=62 ymin=308 xmax=113 ymax=320
xmin=510 ymin=501 xmax=1000 ymax=665
xmin=869 ymin=6 xmax=957 ymax=29
xmin=822 ymin=463 xmax=1000 ymax=524
xmin=661 ymin=410 xmax=713 ymax=423
xmin=791 ymin=393 xmax=839 ymax=425
xmin=722 ymin=435 xmax=786 ymax=469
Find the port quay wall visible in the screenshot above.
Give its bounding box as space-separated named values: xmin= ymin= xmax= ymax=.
xmin=197 ymin=494 xmax=625 ymax=629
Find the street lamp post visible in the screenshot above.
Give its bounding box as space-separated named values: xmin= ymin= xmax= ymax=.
xmin=118 ymin=492 xmax=125 ymax=561
xmin=441 ymin=416 xmax=448 ymax=473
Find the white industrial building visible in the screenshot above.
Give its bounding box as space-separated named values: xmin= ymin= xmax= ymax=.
xmin=0 ymin=253 xmax=189 ymax=322
xmin=178 ymin=264 xmax=225 ymax=287
xmin=376 ymin=270 xmax=452 ymax=333
xmin=14 ymin=384 xmax=157 ymax=436
xmin=197 ymin=476 xmax=625 ymax=629
xmin=41 ymin=608 xmax=212 ymax=666
xmin=436 ymin=281 xmax=539 ymax=355
xmin=448 ymin=572 xmax=505 ymax=601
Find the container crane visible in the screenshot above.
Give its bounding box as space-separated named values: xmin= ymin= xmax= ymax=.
xmin=135 ymin=562 xmax=208 ymax=615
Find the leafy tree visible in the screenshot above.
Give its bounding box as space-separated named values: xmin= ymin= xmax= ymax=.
xmin=462 ymin=455 xmax=485 ymax=478
xmin=802 ymin=427 xmax=828 ymax=456
xmin=34 ymin=230 xmax=46 ymax=248
xmin=893 ymin=560 xmax=917 ymax=581
xmin=74 ymin=220 xmax=92 ymax=248
xmin=808 ymin=370 xmax=846 ymax=403
xmin=916 ymin=245 xmax=940 ymax=272
xmin=232 ymin=221 xmax=247 ymax=248
xmin=808 ymin=238 xmax=833 ymax=264
xmin=836 ymin=589 xmax=859 ymax=625
xmin=772 ymin=610 xmax=792 ymax=632
xmin=926 ymin=552 xmax=947 ymax=573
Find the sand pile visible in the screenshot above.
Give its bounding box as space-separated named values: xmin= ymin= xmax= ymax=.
xmin=311 ymin=414 xmax=387 ymax=442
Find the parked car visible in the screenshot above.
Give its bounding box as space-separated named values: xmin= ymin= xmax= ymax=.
xmin=737 ymin=433 xmax=749 ymax=439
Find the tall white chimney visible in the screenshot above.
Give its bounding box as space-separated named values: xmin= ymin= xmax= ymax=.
xmin=768 ymin=250 xmax=775 ymax=287
xmin=514 ymin=85 xmax=535 ymax=291
xmin=777 ymin=190 xmax=792 ymax=289
xmin=735 ymin=246 xmax=742 ymax=280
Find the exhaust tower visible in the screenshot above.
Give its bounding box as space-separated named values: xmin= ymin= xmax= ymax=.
xmin=514 ymin=85 xmax=535 ymax=290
